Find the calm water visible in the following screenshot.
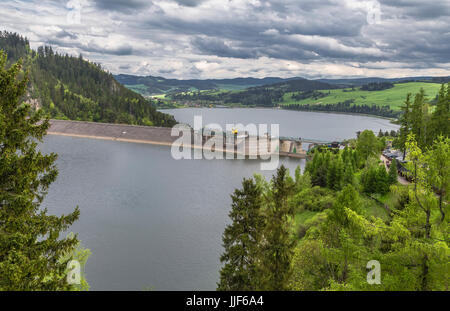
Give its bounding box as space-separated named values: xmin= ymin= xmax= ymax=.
xmin=41 ymin=109 xmax=398 ymax=291
xmin=162 ymin=108 xmax=399 ymax=141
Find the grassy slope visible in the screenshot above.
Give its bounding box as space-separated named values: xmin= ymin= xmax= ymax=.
xmin=282 ymin=82 xmax=442 ymax=110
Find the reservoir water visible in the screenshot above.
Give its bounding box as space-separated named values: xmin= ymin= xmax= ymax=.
xmin=162 ymin=108 xmax=398 ymax=141
xmin=41 ymin=109 xmax=399 ymax=290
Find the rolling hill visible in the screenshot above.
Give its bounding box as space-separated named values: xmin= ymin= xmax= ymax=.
xmin=281 ymin=82 xmax=443 ymax=110
xmin=163 ymin=77 xmax=445 ymax=118
xmin=114 ymin=74 xmax=298 ymax=96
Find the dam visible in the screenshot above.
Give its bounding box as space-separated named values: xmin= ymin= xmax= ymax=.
xmin=47 ymin=119 xmax=329 ymax=159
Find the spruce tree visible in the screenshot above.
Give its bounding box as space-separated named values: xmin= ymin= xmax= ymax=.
xmin=217 ymin=178 xmax=264 ymax=291
xmin=388 ymin=159 xmax=398 ymax=185
xmin=410 ymin=89 xmax=426 ymax=148
xmin=342 ymin=160 xmax=355 ymax=186
xmin=260 ymin=166 xmax=295 ymax=290
xmin=0 ymin=51 xmax=80 ymax=290
xmin=398 ymin=93 xmax=412 ymax=160
xmin=430 ymin=84 xmax=449 ymax=141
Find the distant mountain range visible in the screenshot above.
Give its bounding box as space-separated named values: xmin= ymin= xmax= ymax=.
xmin=114 ymin=74 xmax=298 ymax=95
xmin=115 ymin=74 xmax=449 ymax=96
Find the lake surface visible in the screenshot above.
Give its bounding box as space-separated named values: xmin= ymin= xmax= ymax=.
xmin=162 ymin=108 xmax=399 ymax=141
xmin=41 ymin=109 xmax=398 ymax=290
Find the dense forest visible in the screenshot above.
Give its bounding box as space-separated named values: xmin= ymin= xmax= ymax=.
xmin=360 ymin=82 xmax=394 ymax=91
xmin=171 ymin=87 xmax=285 ymax=107
xmin=218 ymin=85 xmax=449 ymax=291
xmin=290 ymin=90 xmax=329 ymax=101
xmin=285 ymin=100 xmax=400 ymax=118
xmin=0 ymin=31 xmax=176 ymax=127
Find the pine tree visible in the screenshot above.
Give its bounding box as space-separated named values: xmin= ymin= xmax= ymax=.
xmin=398 ymin=93 xmax=412 ymax=159
xmin=259 ymin=166 xmax=295 ymax=290
xmin=327 ymin=156 xmax=344 ymax=190
xmin=429 ymin=84 xmax=450 ymax=141
xmin=388 ymin=159 xmax=398 ymax=185
xmin=342 ymin=160 xmax=355 ymax=186
xmin=410 ymin=89 xmax=426 ymax=148
xmin=356 ymin=130 xmax=380 ymax=166
xmin=217 ymin=178 xmax=264 ymax=291
xmin=0 ymin=51 xmax=80 ymax=290
xmin=376 ymin=165 xmax=390 ymax=194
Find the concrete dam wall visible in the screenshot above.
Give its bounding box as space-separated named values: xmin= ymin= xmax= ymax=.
xmin=48 ymin=120 xmax=307 ymax=159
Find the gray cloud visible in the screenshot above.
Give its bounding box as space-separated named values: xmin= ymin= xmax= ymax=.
xmin=1 ymin=0 xmax=449 ymax=79
xmin=47 ymin=38 xmax=134 ymax=56
xmin=173 ymin=0 xmax=207 ymax=7
xmin=191 ymin=36 xmax=258 ymax=59
xmin=92 ymin=0 xmax=151 ymax=12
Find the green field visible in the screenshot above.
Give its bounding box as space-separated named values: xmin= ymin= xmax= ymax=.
xmin=281 ymin=82 xmax=442 ymax=110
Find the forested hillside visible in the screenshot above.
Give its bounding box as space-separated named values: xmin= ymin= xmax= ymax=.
xmin=0 ymin=31 xmax=176 ymax=127
xmin=169 ymin=78 xmax=338 ymax=107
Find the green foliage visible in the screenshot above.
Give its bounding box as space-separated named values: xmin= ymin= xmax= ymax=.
xmin=429 ymin=84 xmax=450 ymax=143
xmin=285 ymin=101 xmax=399 ymax=118
xmin=305 ymin=148 xmax=356 ymax=190
xmin=424 ymin=136 xmax=450 ymax=223
xmin=259 ymin=166 xmax=296 ymax=290
xmin=292 ymin=186 xmax=335 ymax=212
xmin=218 ymin=166 xmax=297 ymax=291
xmin=217 ymin=178 xmax=265 ymax=291
xmin=356 ymin=130 xmax=382 ymax=166
xmin=360 ymin=159 xmax=390 ymax=195
xmin=410 ymin=89 xmax=426 ymax=148
xmin=222 ymin=132 xmax=449 ymax=291
xmin=0 ymin=51 xmax=83 ymax=290
xmin=395 ymin=85 xmax=449 ymax=152
xmin=388 ymin=159 xmax=398 ymax=185
xmin=220 ymin=87 xmax=449 ymax=291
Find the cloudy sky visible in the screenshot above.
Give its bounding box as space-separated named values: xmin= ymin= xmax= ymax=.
xmin=1 ymin=0 xmax=449 ymax=79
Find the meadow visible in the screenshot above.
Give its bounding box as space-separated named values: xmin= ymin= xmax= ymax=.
xmin=281 ymin=82 xmax=442 ymax=110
